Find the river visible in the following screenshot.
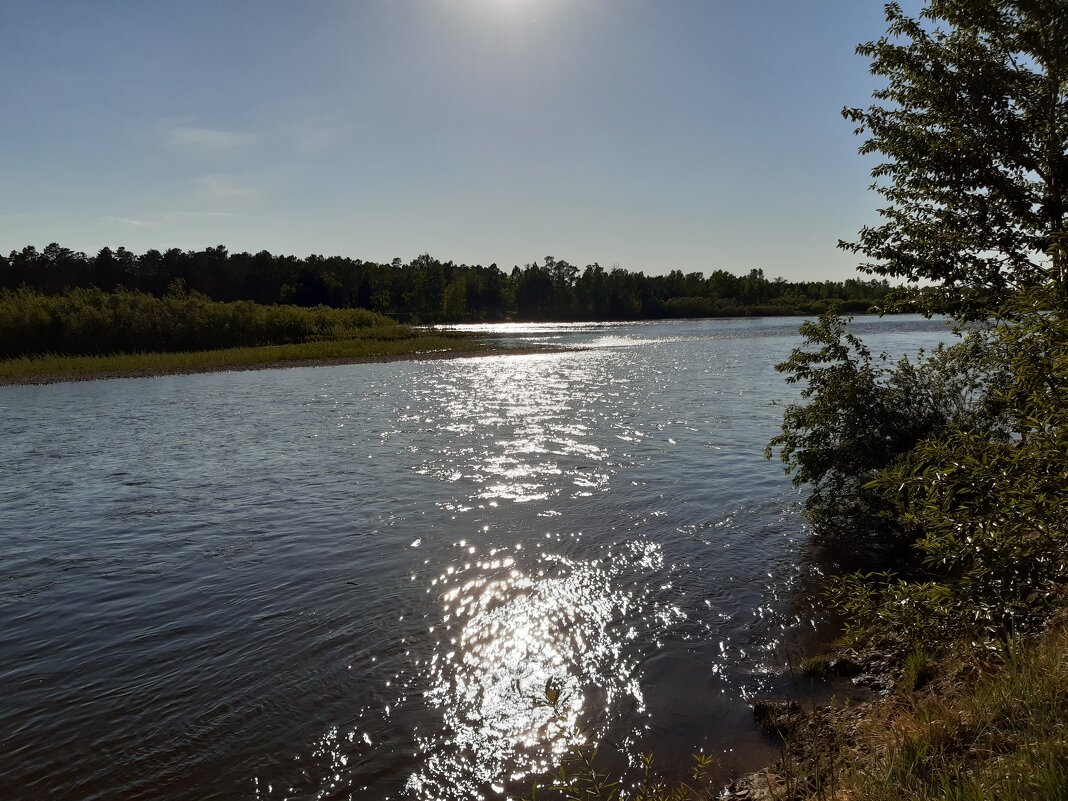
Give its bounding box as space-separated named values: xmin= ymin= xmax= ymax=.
xmin=0 ymin=316 xmax=953 ymax=800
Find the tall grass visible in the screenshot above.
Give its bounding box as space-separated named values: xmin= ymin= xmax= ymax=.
xmin=846 ymin=625 xmax=1068 ymax=801
xmin=0 ymin=287 xmax=405 ymax=358
xmin=771 ymin=622 xmax=1068 ymax=801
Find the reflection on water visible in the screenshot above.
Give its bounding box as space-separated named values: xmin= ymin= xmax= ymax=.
xmin=411 ymin=354 xmax=615 ymax=505
xmin=408 ymin=541 xmax=680 ymax=799
xmin=0 ymin=316 xmax=956 ymax=800
xmin=403 ymin=355 xmax=677 ymax=796
xmin=301 ymin=352 xmax=687 ymax=799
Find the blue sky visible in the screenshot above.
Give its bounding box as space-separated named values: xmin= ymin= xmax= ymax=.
xmin=1 ymin=1 xmax=914 ymax=280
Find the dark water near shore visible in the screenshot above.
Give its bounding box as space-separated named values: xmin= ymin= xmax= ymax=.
xmin=0 ymin=316 xmax=953 ymax=800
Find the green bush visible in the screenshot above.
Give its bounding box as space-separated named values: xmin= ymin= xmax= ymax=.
xmin=769 ymin=287 xmax=1068 ymax=650
xmin=766 ymin=310 xmax=1003 ymax=546
xmin=0 ymin=287 xmax=404 ymax=358
xmin=838 ymin=289 xmax=1068 ymax=647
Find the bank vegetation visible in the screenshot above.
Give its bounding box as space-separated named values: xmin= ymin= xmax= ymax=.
xmin=751 ymin=0 xmax=1068 ymax=795
xmin=0 ymin=287 xmax=502 ymax=384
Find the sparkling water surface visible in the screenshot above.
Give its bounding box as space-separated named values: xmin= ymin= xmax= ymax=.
xmin=0 ymin=316 xmax=953 ymax=800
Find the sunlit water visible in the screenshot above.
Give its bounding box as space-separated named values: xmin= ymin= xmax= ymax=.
xmin=0 ymin=317 xmax=953 ymax=800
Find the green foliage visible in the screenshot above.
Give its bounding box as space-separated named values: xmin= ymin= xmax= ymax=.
xmin=797 ymin=652 xmax=861 ymax=678
xmin=0 ymin=286 xmax=403 ymax=359
xmin=769 ymin=0 xmax=1068 ymax=662
xmin=766 ymin=310 xmax=999 ymax=542
xmin=799 ymin=288 xmax=1066 ymax=654
xmin=846 ymin=289 xmax=1068 ymax=646
xmin=840 ymin=0 xmax=1068 ymax=317
xmin=898 ymin=646 xmax=939 ymax=692
xmin=769 ymin=293 xmax=1064 ymax=655
xmin=0 ymin=243 xmax=895 ymax=323
xmin=764 ymin=4 xmax=1068 ymax=797
xmin=828 ymin=572 xmax=959 ymax=649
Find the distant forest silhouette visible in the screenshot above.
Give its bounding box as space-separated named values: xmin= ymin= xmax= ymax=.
xmin=2 ymin=244 xmax=892 ymax=323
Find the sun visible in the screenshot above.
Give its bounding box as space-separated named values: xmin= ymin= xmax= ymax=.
xmin=483 ymin=0 xmax=540 ymax=15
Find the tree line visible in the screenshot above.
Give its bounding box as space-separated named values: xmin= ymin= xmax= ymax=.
xmin=0 ymin=244 xmax=892 ymax=323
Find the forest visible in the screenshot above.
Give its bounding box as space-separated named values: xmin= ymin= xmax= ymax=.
xmin=0 ymin=244 xmax=892 ymax=323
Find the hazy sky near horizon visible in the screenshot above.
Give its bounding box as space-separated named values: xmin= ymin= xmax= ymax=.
xmin=1 ymin=1 xmax=919 ymax=280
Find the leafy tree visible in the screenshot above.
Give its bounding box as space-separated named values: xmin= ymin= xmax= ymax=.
xmin=770 ymin=0 xmax=1068 ymax=649
xmin=773 ymin=0 xmax=1068 ymax=540
xmin=840 ymin=0 xmax=1068 ymax=317
xmin=514 ymin=261 xmax=555 ymax=318
xmin=442 ymin=274 xmax=468 ymax=319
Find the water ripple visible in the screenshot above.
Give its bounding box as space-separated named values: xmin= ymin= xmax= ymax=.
xmin=0 ymin=316 xmax=956 ymax=800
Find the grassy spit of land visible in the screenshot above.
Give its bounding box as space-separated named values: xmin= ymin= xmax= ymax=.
xmin=0 ymin=335 xmax=545 ymax=385
xmin=0 ymin=287 xmax=561 ymax=385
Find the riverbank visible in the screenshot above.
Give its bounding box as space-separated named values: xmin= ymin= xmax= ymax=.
xmin=0 ymin=335 xmax=568 ymax=386
xmin=727 ymin=611 xmax=1068 ymax=800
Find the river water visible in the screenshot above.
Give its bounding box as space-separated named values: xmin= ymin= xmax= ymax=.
xmin=0 ymin=316 xmax=953 ymax=800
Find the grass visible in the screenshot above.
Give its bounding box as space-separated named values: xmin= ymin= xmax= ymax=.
xmin=797 ymin=653 xmax=861 ymax=678
xmin=769 ymin=617 xmax=1068 ymax=801
xmin=0 ymin=332 xmax=509 ymax=384
xmin=845 ymin=624 xmax=1068 ymax=801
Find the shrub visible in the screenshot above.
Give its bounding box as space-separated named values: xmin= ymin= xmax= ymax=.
xmin=766 ymin=310 xmax=1003 ymax=546
xmin=0 ymin=287 xmax=405 ymax=358
xmin=842 ymin=289 xmax=1068 ymax=647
